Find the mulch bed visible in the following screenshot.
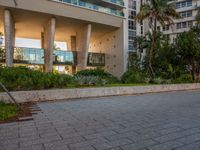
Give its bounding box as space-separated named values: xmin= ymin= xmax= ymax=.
xmin=0 ymin=102 xmax=40 ymax=124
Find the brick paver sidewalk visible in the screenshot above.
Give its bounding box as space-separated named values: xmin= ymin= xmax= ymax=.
xmin=1 ymin=91 xmax=200 ymax=150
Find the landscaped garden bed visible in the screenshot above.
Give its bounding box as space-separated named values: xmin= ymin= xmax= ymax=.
xmin=0 ymin=102 xmax=36 ymax=124
xmin=0 ymin=67 xmax=199 ymax=92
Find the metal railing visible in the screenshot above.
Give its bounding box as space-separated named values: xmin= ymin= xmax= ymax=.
xmin=0 ymin=47 xmax=106 ymax=66
xmin=51 ymin=0 xmax=124 ymax=17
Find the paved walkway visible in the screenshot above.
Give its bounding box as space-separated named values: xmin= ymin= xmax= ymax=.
xmin=1 ymin=91 xmax=200 ymax=150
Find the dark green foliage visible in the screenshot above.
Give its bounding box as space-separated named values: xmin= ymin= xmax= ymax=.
xmin=121 ymin=70 xmax=148 ymax=84
xmin=128 ymin=26 xmax=200 ymax=83
xmin=0 ymin=102 xmax=19 ymax=120
xmin=0 ymin=67 xmax=73 ymax=91
xmin=174 ymin=28 xmax=200 ymax=80
xmin=172 ymin=74 xmax=194 ymax=84
xmin=128 ymin=52 xmax=142 ymax=71
xmin=74 ymin=68 xmax=120 ymax=85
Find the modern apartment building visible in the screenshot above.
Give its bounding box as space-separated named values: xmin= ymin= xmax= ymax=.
xmin=0 ymin=0 xmax=140 ymax=77
xmin=159 ymin=0 xmax=200 ymax=40
xmin=1 ymin=0 xmax=198 ymax=77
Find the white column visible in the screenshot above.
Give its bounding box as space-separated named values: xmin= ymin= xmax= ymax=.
xmin=43 ymin=17 xmax=56 ymax=72
xmin=76 ymin=24 xmax=91 ymax=71
xmin=4 ymin=9 xmax=15 ymax=67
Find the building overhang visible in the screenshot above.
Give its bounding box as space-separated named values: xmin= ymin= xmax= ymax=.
xmin=0 ymin=0 xmax=124 ymax=28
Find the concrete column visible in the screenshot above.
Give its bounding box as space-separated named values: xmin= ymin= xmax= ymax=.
xmin=70 ymin=36 xmax=76 ymax=51
xmin=43 ymin=17 xmax=56 ymax=72
xmin=41 ymin=32 xmax=44 ymax=49
xmin=70 ymin=36 xmax=77 ymax=74
xmin=76 ymin=24 xmax=91 ymax=71
xmin=4 ymin=9 xmax=15 ymax=67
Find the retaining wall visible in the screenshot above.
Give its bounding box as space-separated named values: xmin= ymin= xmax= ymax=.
xmin=1 ymin=83 xmax=200 ymax=103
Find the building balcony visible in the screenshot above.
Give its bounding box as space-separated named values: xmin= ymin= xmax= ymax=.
xmin=0 ymin=0 xmax=124 ymax=27
xmin=52 ymin=0 xmax=124 ymax=17
xmin=0 ymin=47 xmax=105 ymax=67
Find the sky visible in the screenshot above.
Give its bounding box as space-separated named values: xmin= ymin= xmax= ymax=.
xmin=1 ymin=37 xmax=67 ymax=50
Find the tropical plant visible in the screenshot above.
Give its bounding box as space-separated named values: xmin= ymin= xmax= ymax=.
xmin=74 ymin=68 xmax=120 ymax=84
xmin=73 ymin=75 xmax=106 ymax=86
xmin=135 ymin=0 xmax=179 ymax=77
xmin=134 ymin=35 xmax=148 ymax=60
xmin=127 ymin=52 xmax=142 ymax=71
xmin=121 ymin=70 xmax=148 ymax=84
xmin=174 ymin=27 xmax=200 ymax=80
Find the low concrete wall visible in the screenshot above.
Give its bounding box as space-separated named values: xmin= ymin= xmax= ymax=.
xmin=1 ymin=83 xmax=200 ymax=103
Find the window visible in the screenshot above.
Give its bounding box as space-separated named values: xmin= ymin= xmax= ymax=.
xmin=128 ymin=0 xmax=136 ymax=10
xmin=141 ymin=26 xmax=143 ymax=35
xmin=176 ymin=0 xmax=192 ymax=9
xmin=128 ymin=10 xmax=136 ymax=19
xmin=176 ymin=2 xmax=181 ymax=9
xmin=129 ymin=30 xmax=136 ymax=40
xmin=187 ymin=0 xmax=192 ymax=7
xmin=87 ymin=53 xmax=105 ymax=66
xmin=128 ymin=0 xmax=137 ymax=51
xmin=157 ymin=26 xmax=160 ymax=31
xmin=179 ymin=10 xmax=192 ymax=18
xmin=176 ymin=21 xmax=193 ymax=29
xmin=177 ymin=23 xmax=181 ymax=29
xmin=182 ymin=22 xmax=187 ymax=28
xmin=188 ymin=21 xmax=193 ymax=27
xmin=128 ymin=20 xmax=136 ymax=30
xmin=163 ymin=25 xmax=169 ymax=31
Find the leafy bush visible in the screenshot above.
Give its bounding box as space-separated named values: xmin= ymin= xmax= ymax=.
xmin=121 ymin=70 xmax=148 ymax=84
xmin=0 ymin=102 xmax=19 ymax=120
xmin=74 ymin=68 xmax=120 ymax=84
xmin=73 ymin=75 xmax=106 ymax=86
xmin=172 ymin=74 xmax=193 ymax=83
xmin=0 ymin=67 xmax=73 ymax=91
xmin=149 ymin=78 xmax=172 ymax=84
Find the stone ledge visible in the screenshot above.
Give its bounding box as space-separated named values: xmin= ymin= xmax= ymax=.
xmin=0 ymin=83 xmax=200 ymax=103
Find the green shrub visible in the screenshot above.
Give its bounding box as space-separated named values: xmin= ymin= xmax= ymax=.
xmin=73 ymin=75 xmax=106 ymax=86
xmin=74 ymin=68 xmax=120 ymax=84
xmin=0 ymin=67 xmax=73 ymax=91
xmin=121 ymin=70 xmax=148 ymax=84
xmin=172 ymin=74 xmax=193 ymax=83
xmin=0 ymin=102 xmax=19 ymax=120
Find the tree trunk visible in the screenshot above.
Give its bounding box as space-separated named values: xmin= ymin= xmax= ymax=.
xmin=148 ymin=17 xmax=157 ymax=78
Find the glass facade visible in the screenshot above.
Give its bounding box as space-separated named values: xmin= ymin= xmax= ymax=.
xmin=0 ymin=47 xmax=5 ymax=63
xmin=54 ymin=50 xmax=77 ymax=65
xmin=13 ymin=47 xmax=77 ymax=65
xmin=176 ymin=0 xmax=192 ymax=9
xmin=128 ymin=0 xmax=137 ymax=51
xmin=0 ymin=47 xmax=105 ymax=67
xmin=87 ymin=52 xmax=105 ymax=66
xmin=103 ymin=0 xmax=124 ymax=6
xmin=55 ymin=0 xmax=124 ymax=17
xmin=14 ymin=47 xmax=44 ymax=64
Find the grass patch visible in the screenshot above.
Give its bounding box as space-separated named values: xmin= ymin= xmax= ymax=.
xmin=0 ymin=102 xmax=19 ymax=121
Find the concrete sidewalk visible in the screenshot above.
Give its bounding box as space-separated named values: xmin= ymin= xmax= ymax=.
xmin=1 ymin=90 xmax=200 ymax=150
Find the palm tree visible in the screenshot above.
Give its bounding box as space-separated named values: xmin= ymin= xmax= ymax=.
xmin=135 ymin=0 xmax=179 ymax=77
